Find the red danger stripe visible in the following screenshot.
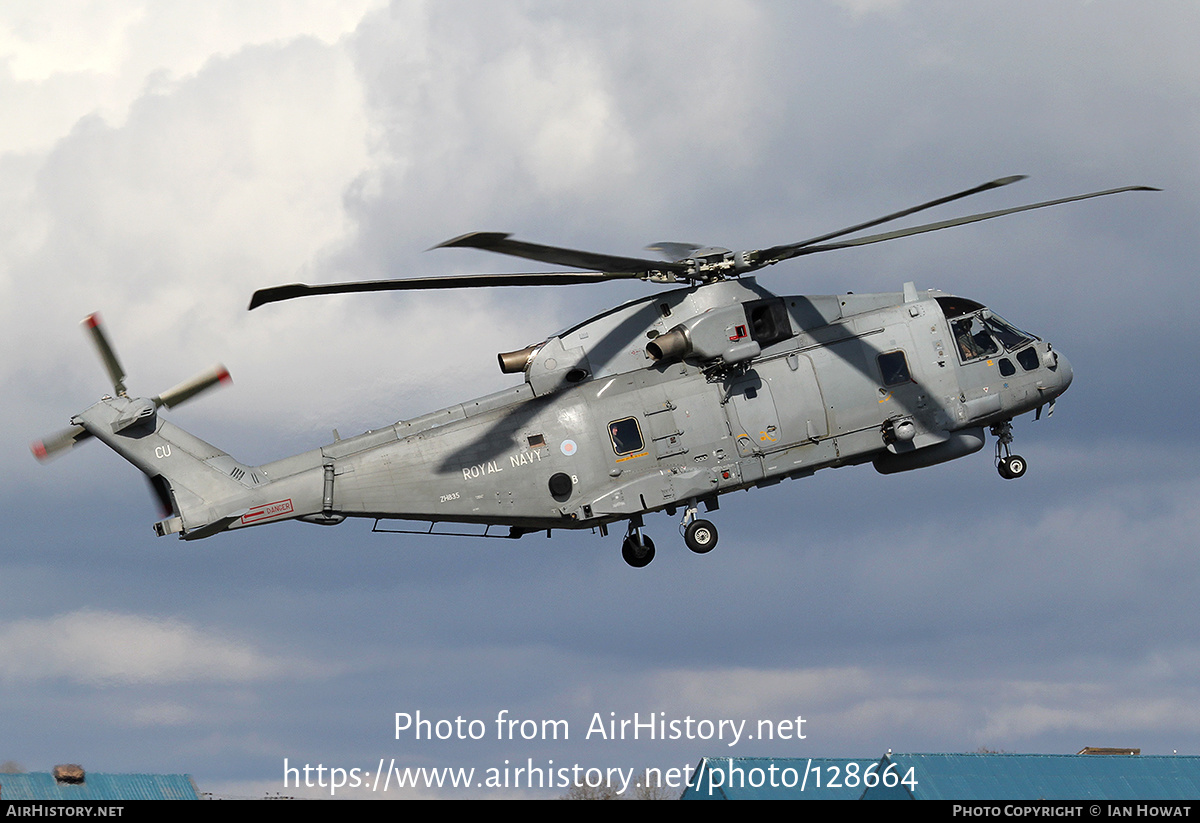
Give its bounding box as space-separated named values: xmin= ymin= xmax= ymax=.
xmin=241 ymin=498 xmax=294 ymax=523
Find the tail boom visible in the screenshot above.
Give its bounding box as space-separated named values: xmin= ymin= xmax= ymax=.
xmin=75 ymin=396 xmax=325 ymax=539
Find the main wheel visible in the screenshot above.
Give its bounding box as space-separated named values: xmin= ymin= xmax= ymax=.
xmin=1004 ymin=454 xmax=1027 ymax=479
xmin=684 ymin=519 xmax=718 ymax=554
xmin=621 ymin=534 xmax=656 ymax=568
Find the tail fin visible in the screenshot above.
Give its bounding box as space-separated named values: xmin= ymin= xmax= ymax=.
xmin=32 ymin=312 xmax=322 ymax=539
xmin=74 ymin=397 xmax=260 ymax=536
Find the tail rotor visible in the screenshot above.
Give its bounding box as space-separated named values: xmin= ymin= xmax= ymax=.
xmin=31 ymin=313 xmax=231 ymax=462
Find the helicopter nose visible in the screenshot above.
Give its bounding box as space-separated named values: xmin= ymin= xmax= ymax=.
xmin=1054 ymin=349 xmax=1073 ymax=392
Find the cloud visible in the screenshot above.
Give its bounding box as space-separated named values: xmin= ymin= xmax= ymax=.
xmin=639 ymin=660 xmax=1200 ymax=752
xmin=5 ymin=33 xmax=378 ymax=462
xmin=0 ymin=609 xmax=294 ymax=685
xmin=980 ymin=684 xmax=1200 ymax=742
xmin=0 ymin=1 xmax=383 ymax=153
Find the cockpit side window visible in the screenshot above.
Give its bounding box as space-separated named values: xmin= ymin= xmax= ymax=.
xmin=951 ymin=315 xmax=999 ymax=362
xmin=1016 ymin=347 xmax=1040 ymax=371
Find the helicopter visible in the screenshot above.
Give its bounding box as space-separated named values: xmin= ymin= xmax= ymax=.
xmin=33 ymin=176 xmax=1155 ymax=566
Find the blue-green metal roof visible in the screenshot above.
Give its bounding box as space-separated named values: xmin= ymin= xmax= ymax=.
xmin=0 ymin=772 xmax=200 ymax=801
xmin=681 ymin=756 xmax=877 ymax=800
xmin=860 ymin=753 xmax=1200 ymax=800
xmin=679 ymin=753 xmax=1200 ymax=800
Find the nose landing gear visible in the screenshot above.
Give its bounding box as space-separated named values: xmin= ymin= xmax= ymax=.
xmin=680 ymin=500 xmax=718 ymax=554
xmin=991 ymin=421 xmax=1027 ymax=479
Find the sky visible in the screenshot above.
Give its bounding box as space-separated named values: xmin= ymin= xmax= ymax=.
xmin=2 ymin=0 xmax=1198 ymax=799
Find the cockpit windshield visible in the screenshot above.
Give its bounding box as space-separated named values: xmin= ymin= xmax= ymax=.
xmin=981 ymin=311 xmax=1038 ymax=351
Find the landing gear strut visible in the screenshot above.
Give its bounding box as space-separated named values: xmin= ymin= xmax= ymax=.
xmin=621 ymin=519 xmax=655 ymax=568
xmin=991 ymin=420 xmax=1027 ymax=480
xmin=679 ymin=500 xmax=718 ymax=554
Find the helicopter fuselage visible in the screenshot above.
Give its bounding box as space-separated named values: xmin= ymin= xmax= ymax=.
xmin=76 ymin=276 xmax=1070 ymax=548
xmin=45 ymin=175 xmax=1148 ymax=565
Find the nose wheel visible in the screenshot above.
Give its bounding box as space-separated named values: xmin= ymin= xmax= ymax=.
xmin=991 ymin=421 xmax=1027 ymax=480
xmin=683 ymin=519 xmax=718 ymax=553
xmin=679 ymin=500 xmax=719 ymax=553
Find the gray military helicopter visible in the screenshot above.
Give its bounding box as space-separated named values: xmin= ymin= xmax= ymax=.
xmin=33 ymin=176 xmax=1155 ymax=566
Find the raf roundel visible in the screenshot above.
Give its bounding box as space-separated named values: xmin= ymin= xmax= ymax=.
xmin=560 ymin=439 xmax=578 ymax=456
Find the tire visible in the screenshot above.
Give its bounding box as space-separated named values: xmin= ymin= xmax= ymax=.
xmin=684 ymin=519 xmax=718 ymax=554
xmin=621 ymin=534 xmax=656 ymax=568
xmin=1005 ymin=455 xmax=1027 ymax=479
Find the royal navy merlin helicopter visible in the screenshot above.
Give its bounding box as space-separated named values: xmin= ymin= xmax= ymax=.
xmin=33 ymin=176 xmax=1156 ymax=566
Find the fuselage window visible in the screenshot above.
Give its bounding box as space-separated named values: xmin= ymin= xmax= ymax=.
xmin=608 ymin=417 xmax=644 ymax=456
xmin=878 ymin=350 xmax=912 ymax=386
xmin=998 ymin=358 xmax=1016 ymax=377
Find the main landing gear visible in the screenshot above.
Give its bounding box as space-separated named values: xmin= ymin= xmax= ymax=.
xmin=621 ymin=521 xmax=655 ymax=568
xmin=991 ymin=420 xmax=1027 ymax=480
xmin=618 ymin=501 xmax=721 ymax=567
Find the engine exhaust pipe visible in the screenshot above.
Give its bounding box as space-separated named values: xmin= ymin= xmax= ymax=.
xmin=497 ymin=343 xmax=542 ymax=374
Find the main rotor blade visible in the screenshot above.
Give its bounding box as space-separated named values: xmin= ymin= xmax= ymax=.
xmin=82 ymin=312 xmax=127 ymax=395
xmin=249 ymin=271 xmax=643 ymax=309
xmin=154 ymin=364 xmax=231 ymax=409
xmin=757 ymin=175 xmax=1028 ymax=266
xmin=434 ymin=232 xmax=691 ymax=274
xmin=31 ymin=424 xmax=93 ymax=462
xmin=780 ymin=185 xmax=1161 ymax=259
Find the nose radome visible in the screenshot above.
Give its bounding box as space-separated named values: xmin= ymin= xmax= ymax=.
xmin=1055 ymin=350 xmax=1073 ymax=392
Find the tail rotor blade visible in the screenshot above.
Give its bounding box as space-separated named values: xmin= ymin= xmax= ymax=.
xmin=81 ymin=313 xmax=127 ymax=396
xmin=31 ymin=425 xmax=93 ymax=462
xmin=153 ymin=365 xmax=231 ymax=409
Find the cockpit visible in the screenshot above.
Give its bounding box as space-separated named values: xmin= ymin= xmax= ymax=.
xmin=937 ymin=297 xmax=1039 ymax=365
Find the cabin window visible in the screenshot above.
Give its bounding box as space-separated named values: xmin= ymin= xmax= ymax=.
xmin=878 ymin=350 xmax=912 ymax=386
xmin=998 ymin=358 xmax=1016 ymax=377
xmin=608 ymin=417 xmax=644 ymax=456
